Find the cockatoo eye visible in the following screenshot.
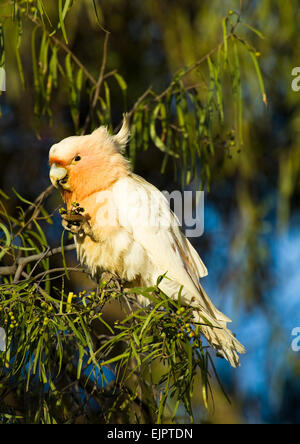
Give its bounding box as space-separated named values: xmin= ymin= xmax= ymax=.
xmin=74 ymin=155 xmax=81 ymax=162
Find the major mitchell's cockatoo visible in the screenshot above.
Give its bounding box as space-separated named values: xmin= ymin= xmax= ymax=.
xmin=49 ymin=115 xmax=245 ymax=367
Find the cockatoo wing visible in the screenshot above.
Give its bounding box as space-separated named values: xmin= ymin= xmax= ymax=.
xmin=114 ymin=173 xmax=205 ymax=292
xmin=113 ymin=174 xmax=245 ymax=367
xmin=114 ymin=174 xmax=245 ymax=367
xmin=114 ymin=174 xmax=220 ymax=310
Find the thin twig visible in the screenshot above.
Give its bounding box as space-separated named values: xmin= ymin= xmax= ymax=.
xmin=30 ymin=266 xmax=87 ymax=283
xmin=19 ymin=244 xmax=75 ymax=266
xmin=116 ymin=85 xmax=154 ymax=131
xmin=81 ymin=31 xmax=110 ymax=135
xmin=13 ymin=185 xmax=54 ymax=239
xmin=92 ymin=32 xmax=110 ymax=109
xmin=21 ymin=271 xmax=51 ymax=301
xmin=0 ymin=265 xmax=16 ymax=275
xmin=13 ymin=263 xmax=24 ymax=283
xmin=0 ymin=244 xmax=76 ymax=276
xmin=28 ymin=246 xmax=51 ymax=278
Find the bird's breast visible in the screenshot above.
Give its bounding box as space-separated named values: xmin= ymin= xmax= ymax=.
xmin=72 ymin=184 xmax=153 ymax=288
xmin=75 ymin=227 xmax=149 ymax=283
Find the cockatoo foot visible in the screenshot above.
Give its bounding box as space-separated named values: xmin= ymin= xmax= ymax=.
xmin=61 ymin=213 xmax=90 ymax=235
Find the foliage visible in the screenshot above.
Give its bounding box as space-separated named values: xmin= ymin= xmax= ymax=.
xmin=0 ymin=0 xmax=266 ymax=188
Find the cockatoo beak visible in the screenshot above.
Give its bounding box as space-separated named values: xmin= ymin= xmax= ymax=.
xmin=49 ymin=163 xmax=71 ymax=190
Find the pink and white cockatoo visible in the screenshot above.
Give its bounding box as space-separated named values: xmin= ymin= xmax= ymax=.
xmin=49 ymin=115 xmax=245 ymax=367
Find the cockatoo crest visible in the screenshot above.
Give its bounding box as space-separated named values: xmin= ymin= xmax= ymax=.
xmin=91 ymin=113 xmax=130 ymax=153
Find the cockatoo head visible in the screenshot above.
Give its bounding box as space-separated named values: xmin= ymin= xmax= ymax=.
xmin=49 ymin=115 xmax=130 ymax=205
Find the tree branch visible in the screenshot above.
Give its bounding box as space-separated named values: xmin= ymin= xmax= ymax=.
xmin=0 ymin=244 xmax=76 ymax=276
xmin=81 ymin=31 xmax=110 ymax=135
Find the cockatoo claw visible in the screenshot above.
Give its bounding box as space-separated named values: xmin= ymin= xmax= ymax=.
xmin=61 ymin=213 xmax=87 ymax=235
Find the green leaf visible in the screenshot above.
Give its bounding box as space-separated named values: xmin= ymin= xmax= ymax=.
xmin=15 ymin=8 xmax=25 ymax=89
xmin=222 ymin=17 xmax=228 ymax=64
xmin=0 ymin=222 xmax=11 ymax=260
xmin=233 ymin=42 xmax=243 ymax=145
xmin=37 ymin=0 xmax=53 ymax=27
xmin=49 ymin=46 xmax=58 ymax=88
xmin=31 ymin=26 xmax=40 ymax=116
xmin=77 ymin=345 xmax=84 ymax=379
xmin=100 ymin=352 xmax=130 ymax=367
xmin=113 ymin=72 xmax=127 ymax=109
xmin=241 ymin=22 xmax=265 ymax=39
xmin=113 ymin=72 xmax=127 ymax=92
xmin=150 ymin=103 xmax=179 ymax=158
xmin=0 ymin=189 xmax=9 ymax=200
xmin=214 ymin=47 xmax=224 ymax=124
xmin=58 ymin=0 xmax=70 ymax=44
xmin=249 ymin=50 xmax=267 ymax=106
xmin=0 ymin=23 xmax=5 ymax=68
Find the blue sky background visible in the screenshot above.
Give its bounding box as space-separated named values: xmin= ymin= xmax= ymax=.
xmin=201 ymin=202 xmax=300 ymax=423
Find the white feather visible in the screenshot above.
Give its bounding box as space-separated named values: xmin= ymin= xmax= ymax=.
xmin=111 ymin=173 xmax=245 ymax=366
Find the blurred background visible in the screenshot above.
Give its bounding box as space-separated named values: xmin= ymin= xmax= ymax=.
xmin=0 ymin=0 xmax=300 ymax=423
